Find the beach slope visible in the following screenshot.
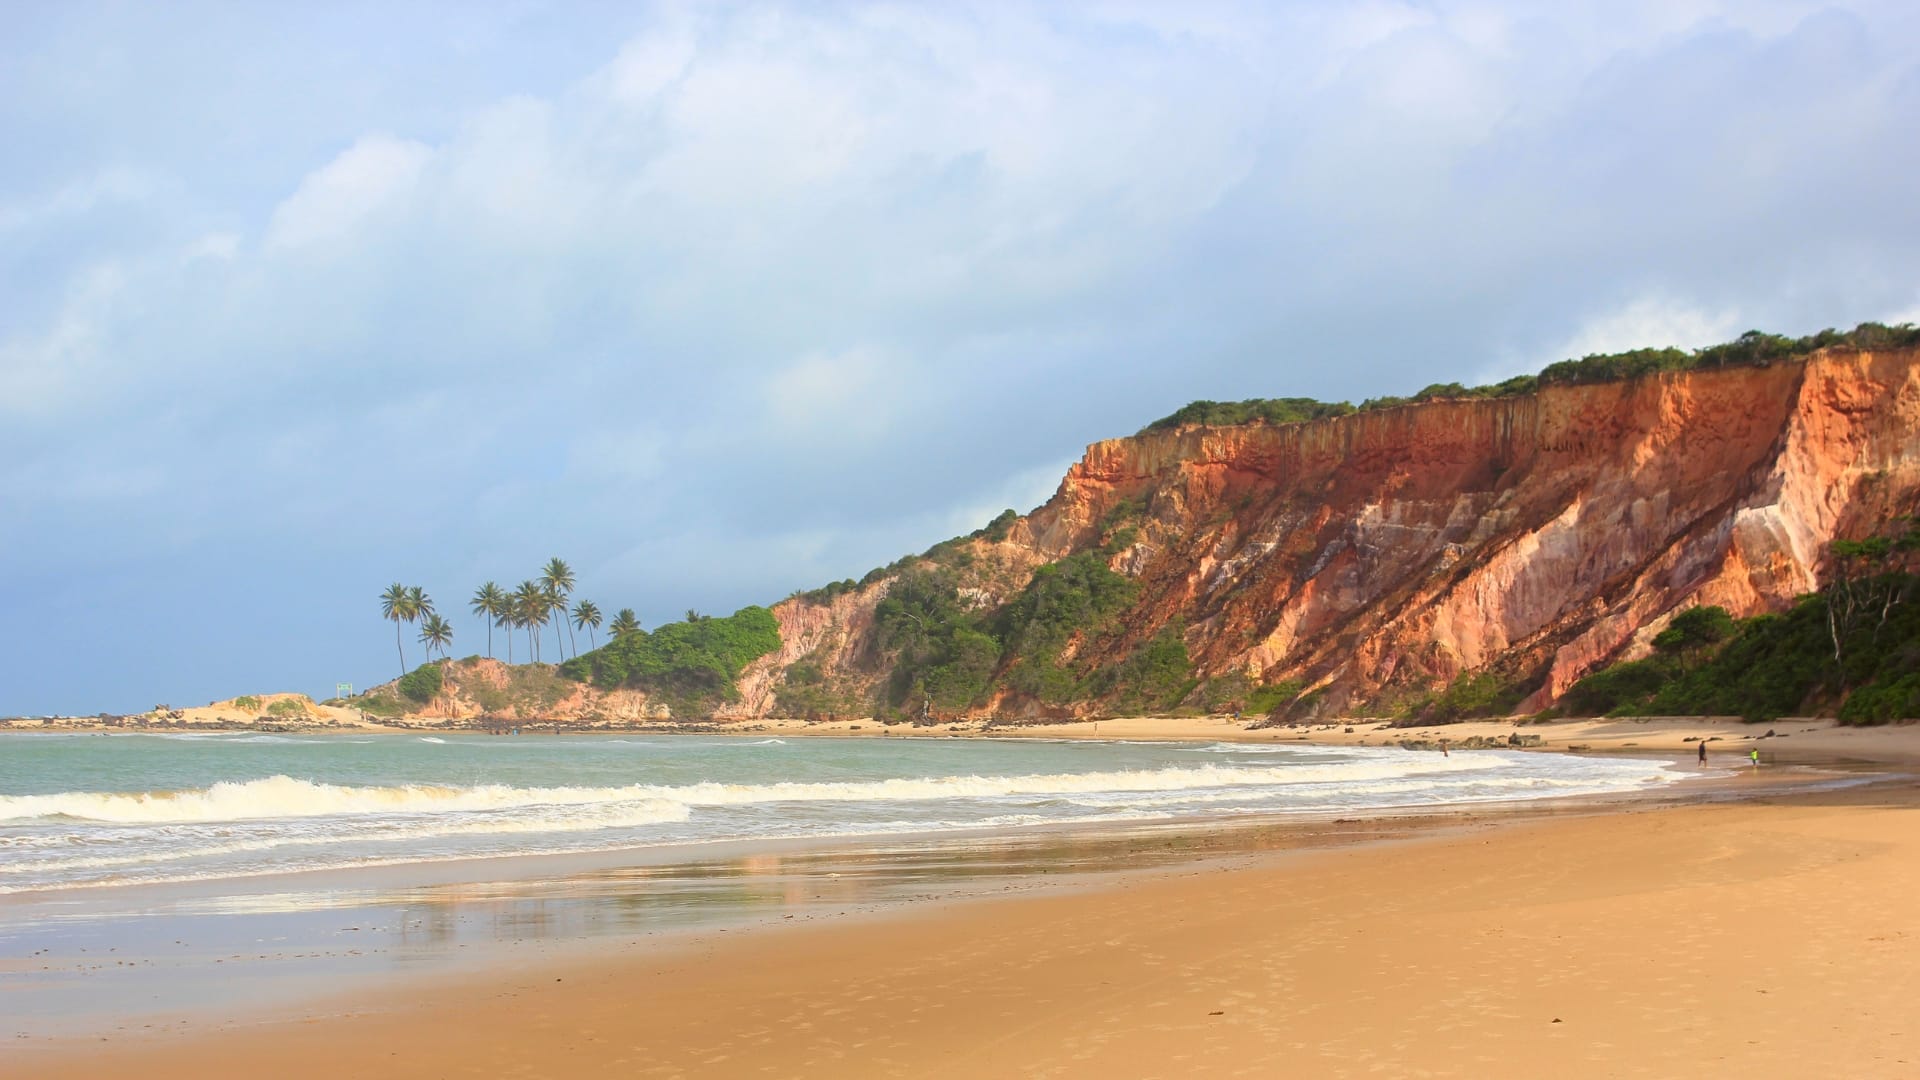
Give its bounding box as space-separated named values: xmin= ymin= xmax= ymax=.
xmin=31 ymin=781 xmax=1920 ymax=1079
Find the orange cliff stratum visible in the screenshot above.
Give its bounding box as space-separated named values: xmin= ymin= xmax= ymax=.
xmin=720 ymin=346 xmax=1920 ymax=719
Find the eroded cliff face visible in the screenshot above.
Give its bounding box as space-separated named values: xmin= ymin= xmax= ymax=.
xmin=745 ymin=348 xmax=1920 ymax=717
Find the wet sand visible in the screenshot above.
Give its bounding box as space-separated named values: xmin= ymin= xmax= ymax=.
xmin=25 ymin=766 xmax=1920 ymax=1079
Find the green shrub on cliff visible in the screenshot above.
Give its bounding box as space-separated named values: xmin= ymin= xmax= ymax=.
xmin=1562 ymin=560 xmax=1920 ymax=723
xmin=972 ymin=509 xmax=1020 ymax=543
xmin=1141 ymin=397 xmax=1355 ymax=433
xmin=1537 ymin=324 xmax=1919 ymax=388
xmin=1417 ymin=669 xmax=1531 ymax=722
xmin=560 ymin=606 xmax=781 ymax=711
xmin=773 ymin=654 xmax=866 ymax=719
xmin=398 ymin=662 xmax=443 ymax=703
xmin=875 ymin=569 xmax=1000 ymax=714
xmin=866 ymin=545 xmax=1145 ymax=714
xmin=1243 ymin=680 xmax=1304 ymax=715
xmin=1094 ymin=625 xmax=1198 ymax=711
xmin=1143 ymin=323 xmax=1918 ymax=434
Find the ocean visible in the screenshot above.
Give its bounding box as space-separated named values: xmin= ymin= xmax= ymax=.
xmin=0 ymin=732 xmax=1681 ymax=895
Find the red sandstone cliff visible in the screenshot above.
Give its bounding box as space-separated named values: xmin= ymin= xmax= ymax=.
xmin=737 ymin=347 xmax=1920 ymax=718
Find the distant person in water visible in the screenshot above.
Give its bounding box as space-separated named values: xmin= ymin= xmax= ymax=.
xmin=1750 ymin=748 xmax=1761 ymax=768
xmin=1698 ymin=740 xmax=1707 ymax=764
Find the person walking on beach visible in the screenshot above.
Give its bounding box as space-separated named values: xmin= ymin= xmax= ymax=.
xmin=1698 ymin=740 xmax=1707 ymax=764
xmin=1750 ymin=748 xmax=1761 ymax=769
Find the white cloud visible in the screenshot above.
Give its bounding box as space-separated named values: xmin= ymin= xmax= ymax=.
xmin=1551 ymin=296 xmax=1744 ymax=361
xmin=0 ymin=262 xmax=125 ymax=417
xmin=264 ymin=134 xmax=432 ymax=251
xmin=762 ymin=347 xmax=902 ymax=440
xmin=0 ymin=167 xmax=152 ymax=232
xmin=566 ymin=429 xmax=668 ymax=483
xmin=936 ymin=458 xmax=1075 ymax=537
xmin=605 ymin=25 xmax=696 ymax=104
xmin=181 ymin=231 xmax=241 ymax=262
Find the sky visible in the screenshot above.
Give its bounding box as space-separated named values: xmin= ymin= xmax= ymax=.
xmin=5 ymin=1 xmax=1920 ymax=715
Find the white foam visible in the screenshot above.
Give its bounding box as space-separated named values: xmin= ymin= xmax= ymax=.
xmin=0 ymin=754 xmax=1515 ymax=827
xmin=1 ymin=798 xmax=693 ymax=876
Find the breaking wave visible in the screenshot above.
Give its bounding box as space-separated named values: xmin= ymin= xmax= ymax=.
xmin=0 ymin=757 xmax=1499 ymax=826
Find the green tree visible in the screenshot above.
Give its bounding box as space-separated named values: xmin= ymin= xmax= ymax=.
xmin=379 ymin=582 xmax=421 ymax=679
xmin=470 ymin=582 xmax=507 ymax=660
xmin=418 ymin=613 xmax=454 ymax=661
xmin=541 ymin=557 xmax=577 ymax=658
xmin=572 ymin=600 xmax=603 ymax=651
xmin=1652 ymin=605 xmax=1736 ymax=656
xmin=545 ymin=584 xmax=570 ymax=660
xmin=513 ymin=580 xmax=546 ymax=663
xmin=609 ymin=608 xmax=642 ymax=639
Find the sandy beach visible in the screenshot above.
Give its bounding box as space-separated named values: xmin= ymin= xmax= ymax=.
xmin=744 ymin=711 xmax=1920 ymax=763
xmin=23 ymin=740 xmax=1920 ymax=1079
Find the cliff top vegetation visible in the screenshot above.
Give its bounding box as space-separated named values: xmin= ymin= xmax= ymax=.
xmin=1140 ymin=322 xmax=1920 ymax=434
xmin=559 ymin=605 xmax=782 ymax=715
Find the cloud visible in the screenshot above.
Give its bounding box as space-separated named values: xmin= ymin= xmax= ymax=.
xmin=264 ymin=134 xmax=432 ymax=251
xmin=1553 ymin=297 xmax=1746 ymax=361
xmin=5 ymin=0 xmax=1920 ymax=713
xmin=762 ymin=347 xmax=903 ymax=441
xmin=1884 ymin=294 xmax=1920 ymax=327
xmin=0 ymin=261 xmax=124 ymax=418
xmin=0 ymin=167 xmax=153 ymax=233
xmin=181 ymin=231 xmax=241 ymax=263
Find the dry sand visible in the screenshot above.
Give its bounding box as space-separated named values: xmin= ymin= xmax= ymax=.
xmin=748 ymin=712 xmax=1920 ymax=763
xmin=28 ymin=769 xmax=1920 ymax=1079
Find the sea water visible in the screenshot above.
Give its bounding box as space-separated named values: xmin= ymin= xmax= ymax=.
xmin=0 ymin=733 xmax=1679 ymax=895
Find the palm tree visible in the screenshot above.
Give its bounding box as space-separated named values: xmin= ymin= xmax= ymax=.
xmin=505 ymin=593 xmax=527 ymax=663
xmin=379 ymin=583 xmax=414 ymax=678
xmin=685 ymin=608 xmax=704 ymax=623
xmin=541 ymin=557 xmax=577 ymax=657
xmin=545 ymin=584 xmax=571 ymax=660
xmin=418 ymin=613 xmax=453 ymax=662
xmin=513 ymin=581 xmax=546 ymax=663
xmin=610 ymin=608 xmax=641 ymax=639
xmin=471 ymin=582 xmax=506 ymax=660
xmin=408 ymin=585 xmax=433 ymax=619
xmin=572 ymin=600 xmax=603 ymax=651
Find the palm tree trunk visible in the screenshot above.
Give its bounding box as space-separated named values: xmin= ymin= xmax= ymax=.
xmin=567 ymin=622 xmax=577 ymax=658
xmin=395 ymin=621 xmax=406 ymax=678
xmin=505 ymin=624 xmax=513 ymax=664
xmin=486 ymin=619 xmax=493 ymax=659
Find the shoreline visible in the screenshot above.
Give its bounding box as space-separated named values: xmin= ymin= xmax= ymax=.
xmin=14 ymin=711 xmax=1917 ymax=766
xmin=4 ymin=756 xmax=1790 ymax=1044
xmin=22 ymin=770 xmax=1920 ymax=1078
xmin=11 ymin=723 xmax=1919 ymax=1077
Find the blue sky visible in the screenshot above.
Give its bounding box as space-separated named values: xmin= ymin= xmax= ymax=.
xmin=5 ymin=1 xmax=1919 ymax=715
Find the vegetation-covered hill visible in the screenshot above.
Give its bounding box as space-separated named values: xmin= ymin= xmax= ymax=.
xmin=355 ymin=326 xmax=1920 ymax=726
xmin=740 ymin=329 xmax=1920 ymax=725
